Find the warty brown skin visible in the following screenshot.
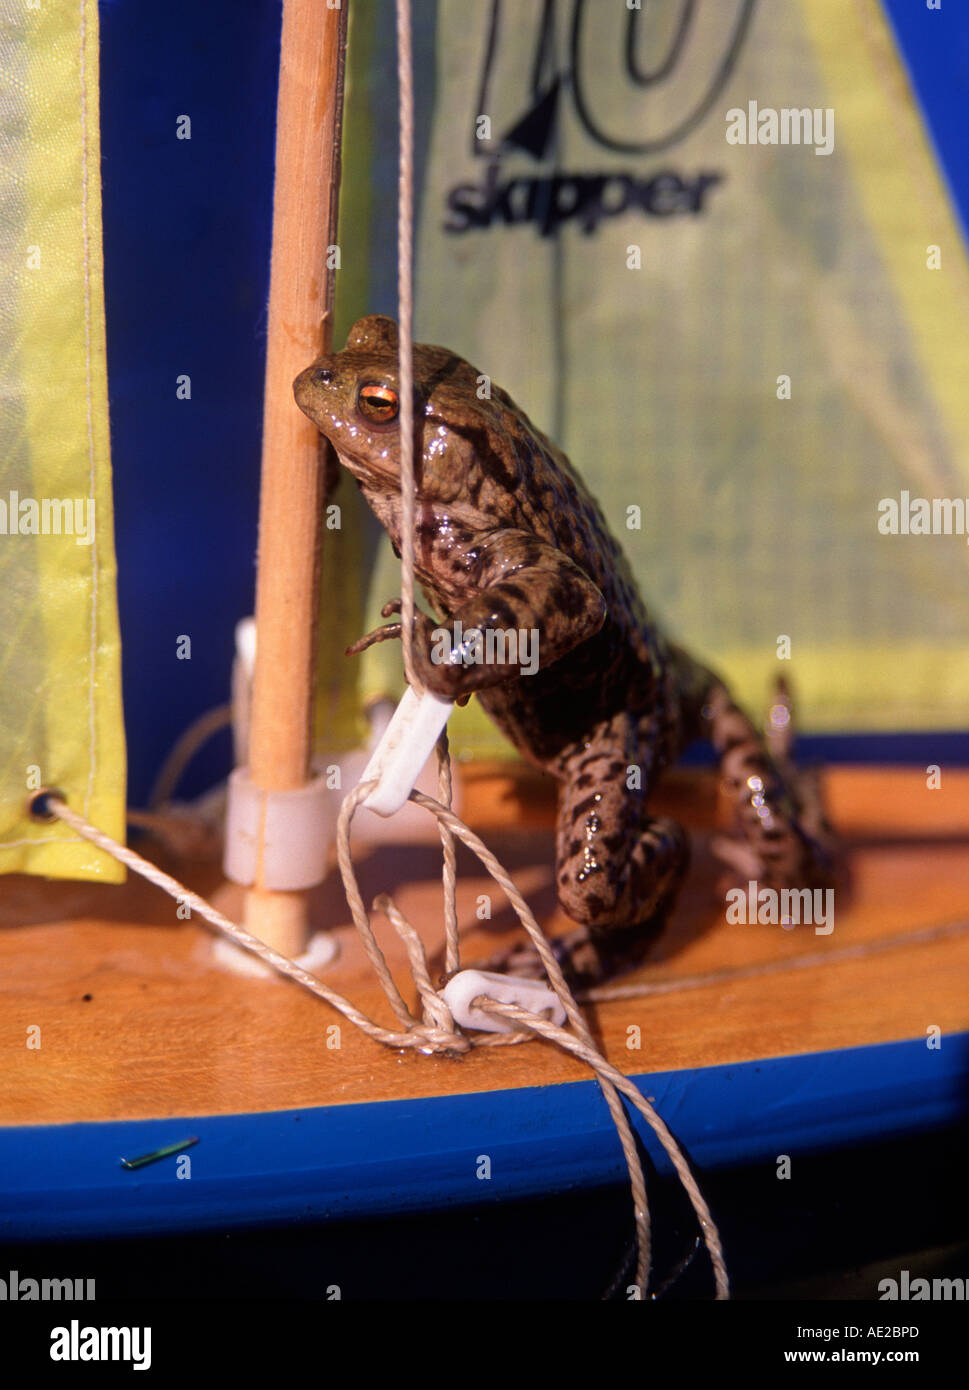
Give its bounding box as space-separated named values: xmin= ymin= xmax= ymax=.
xmin=294 ymin=315 xmax=837 ymax=986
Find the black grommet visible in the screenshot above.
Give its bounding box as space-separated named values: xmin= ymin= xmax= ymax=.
xmin=28 ymin=788 xmax=67 ymax=822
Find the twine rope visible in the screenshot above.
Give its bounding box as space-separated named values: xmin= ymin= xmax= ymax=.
xmin=395 ymin=0 xmax=459 ymax=979
xmin=396 ymin=0 xmax=418 ymax=697
xmin=148 ymin=702 xmax=232 ymax=810
xmin=45 ymin=782 xmax=733 ymax=1297
xmin=384 ymin=0 xmax=670 ymax=1294
xmin=580 ymin=916 xmax=969 ymax=1003
xmin=47 ymin=787 xmax=969 ymax=1297
xmin=45 ymin=0 xmax=716 ymax=1303
xmin=34 ymin=0 xmax=962 ymax=1306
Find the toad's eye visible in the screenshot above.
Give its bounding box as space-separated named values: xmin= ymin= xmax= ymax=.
xmin=358 ymin=383 xmax=399 ymax=424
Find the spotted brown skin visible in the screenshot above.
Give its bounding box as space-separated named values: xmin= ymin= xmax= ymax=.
xmin=295 ymin=315 xmax=837 ymax=987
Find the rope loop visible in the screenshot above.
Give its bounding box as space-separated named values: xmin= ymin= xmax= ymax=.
xmin=44 ymin=776 xmax=732 ymax=1297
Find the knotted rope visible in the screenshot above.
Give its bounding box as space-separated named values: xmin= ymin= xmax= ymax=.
xmin=43 ymin=778 xmax=729 ymax=1298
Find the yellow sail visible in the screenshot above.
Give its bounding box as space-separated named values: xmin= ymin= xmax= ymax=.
xmin=0 ymin=0 xmax=125 ymax=880
xmin=354 ymin=0 xmax=969 ymax=752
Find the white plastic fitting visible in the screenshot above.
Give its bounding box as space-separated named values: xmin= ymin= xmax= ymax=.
xmin=358 ymin=685 xmax=453 ymax=817
xmin=223 ymin=767 xmax=334 ymax=890
xmin=231 ymin=616 xmax=257 ymax=766
xmin=441 ymin=969 xmax=567 ymax=1035
xmin=211 ymin=929 xmax=339 ymax=979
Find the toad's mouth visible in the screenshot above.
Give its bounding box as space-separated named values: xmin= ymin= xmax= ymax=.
xmin=330 ymin=448 xmax=494 ymax=530
xmin=332 ymin=446 xmax=397 ymax=494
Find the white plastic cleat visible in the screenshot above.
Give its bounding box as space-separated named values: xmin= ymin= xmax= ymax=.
xmin=442 ymin=968 xmax=567 ymax=1035
xmin=359 ymin=686 xmax=454 ymax=817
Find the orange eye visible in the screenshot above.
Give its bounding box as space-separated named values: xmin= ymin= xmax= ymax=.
xmin=358 ymin=383 xmax=399 ymax=424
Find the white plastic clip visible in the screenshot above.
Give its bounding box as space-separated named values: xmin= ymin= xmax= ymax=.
xmin=359 ymin=685 xmax=453 ymax=817
xmin=441 ymin=969 xmax=567 ymax=1035
xmin=223 ymin=767 xmax=333 ymax=890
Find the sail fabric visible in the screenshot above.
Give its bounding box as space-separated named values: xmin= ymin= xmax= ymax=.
xmin=0 ymin=0 xmax=125 ymax=880
xmin=333 ymin=0 xmax=969 ymax=758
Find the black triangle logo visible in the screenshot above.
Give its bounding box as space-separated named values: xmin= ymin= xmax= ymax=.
xmin=500 ymin=78 xmax=560 ymax=160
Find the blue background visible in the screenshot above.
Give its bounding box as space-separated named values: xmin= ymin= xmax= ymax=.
xmin=97 ymin=0 xmax=969 ymax=809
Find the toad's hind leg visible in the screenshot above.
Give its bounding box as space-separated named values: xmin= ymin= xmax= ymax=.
xmin=701 ymin=678 xmax=839 ymax=890
xmin=550 ymin=746 xmax=689 ymax=987
xmin=486 ymin=725 xmax=688 ymax=989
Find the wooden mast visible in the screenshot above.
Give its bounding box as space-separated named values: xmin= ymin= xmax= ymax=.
xmin=244 ymin=0 xmax=348 ymax=955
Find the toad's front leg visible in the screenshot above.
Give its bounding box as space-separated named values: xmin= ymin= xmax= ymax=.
xmin=408 ymin=528 xmax=607 ymax=701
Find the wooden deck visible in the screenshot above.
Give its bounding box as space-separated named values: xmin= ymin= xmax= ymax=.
xmin=1 ymin=765 xmax=968 ymax=1126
